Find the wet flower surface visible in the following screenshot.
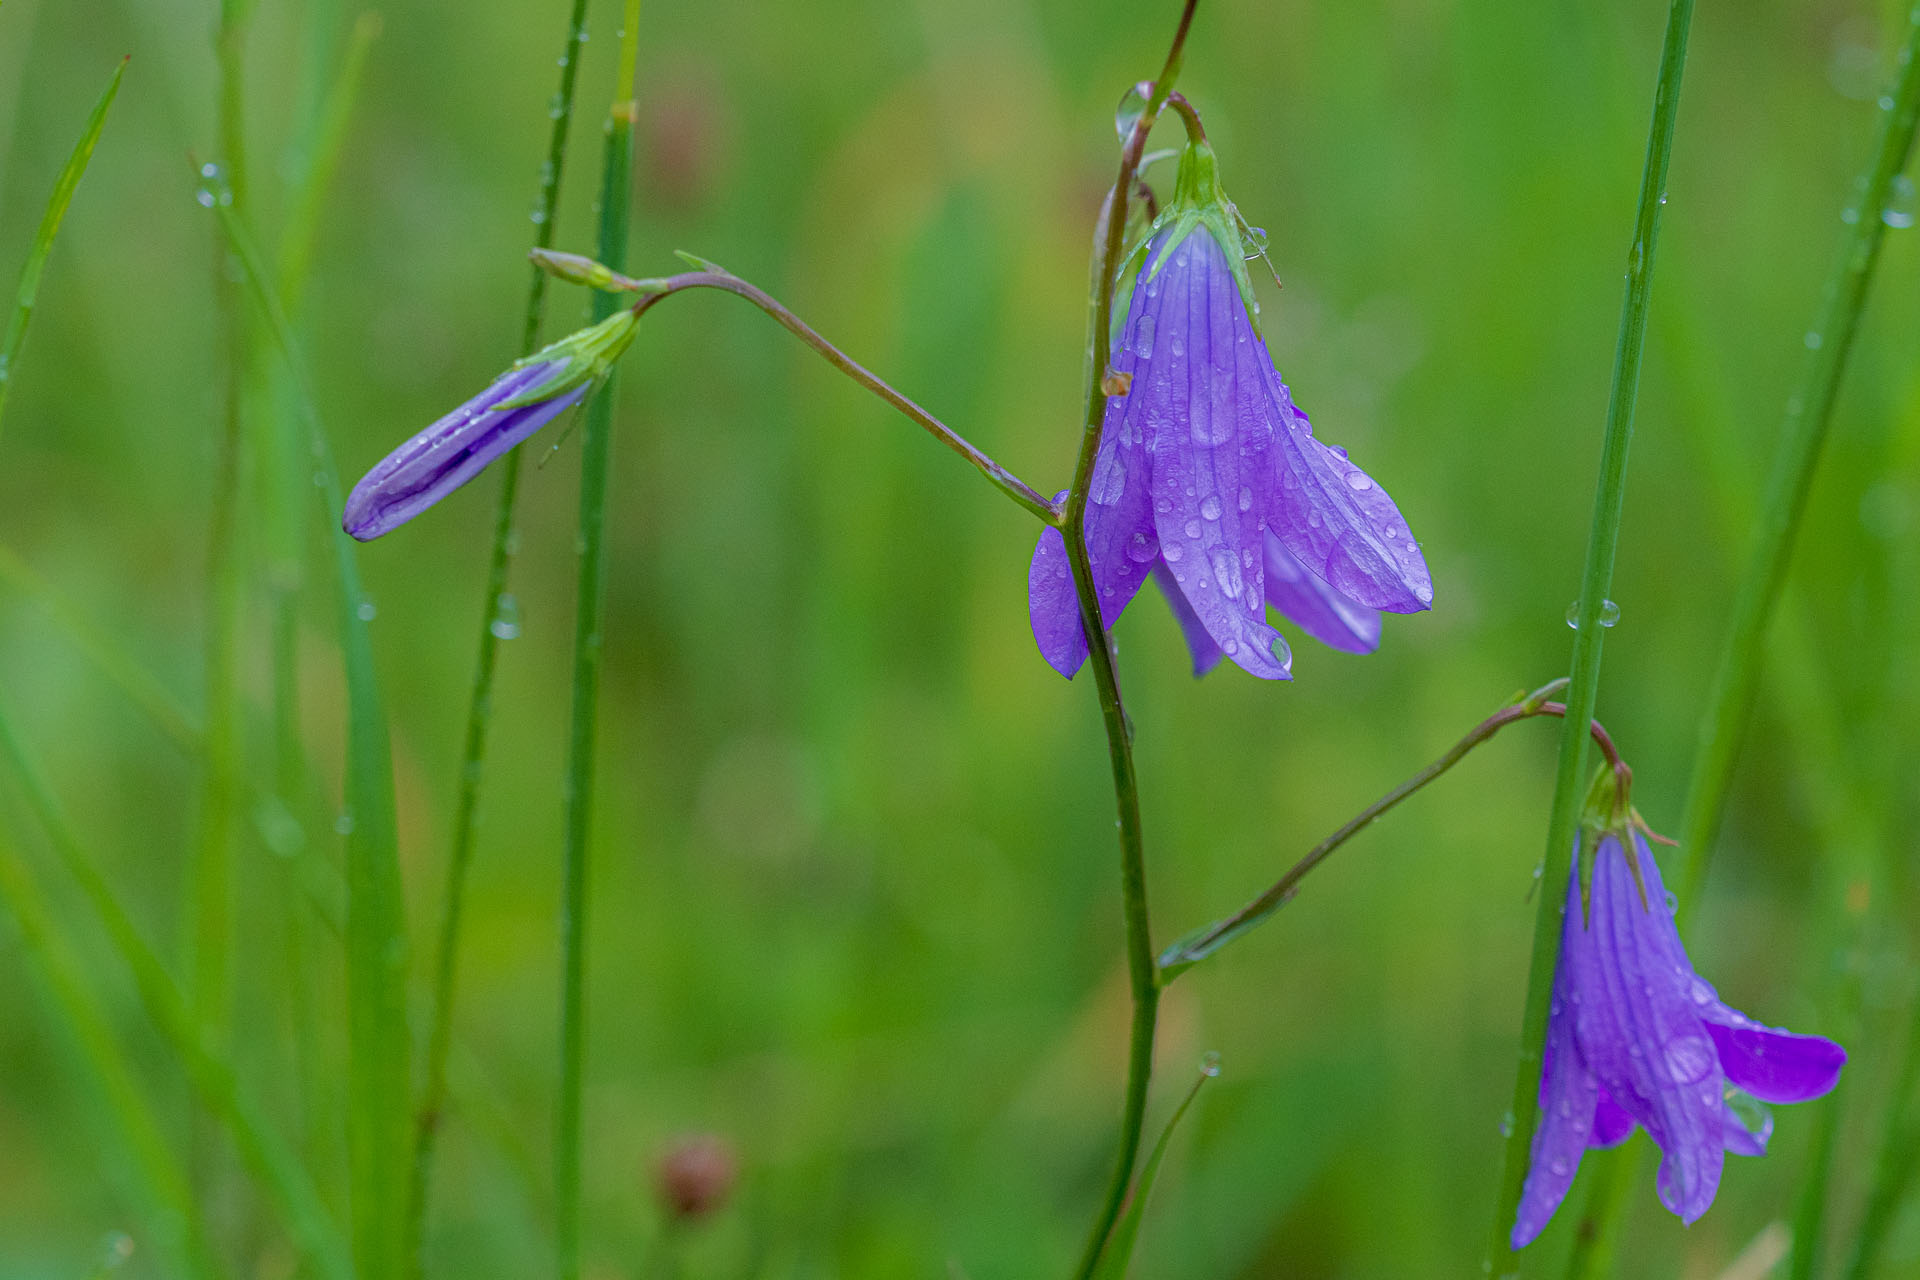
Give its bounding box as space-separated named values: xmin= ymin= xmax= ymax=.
xmin=344 ymin=308 xmax=640 ymax=541
xmin=1027 ymin=191 xmax=1429 ymax=681
xmin=343 ymin=361 xmax=587 ymax=541
xmin=1511 ymin=831 xmax=1847 ymax=1247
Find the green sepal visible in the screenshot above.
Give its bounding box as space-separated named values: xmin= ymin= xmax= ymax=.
xmin=1575 ymin=763 xmax=1645 ymax=917
xmin=501 ymin=308 xmax=639 ymax=409
xmin=1122 ymin=140 xmax=1264 ymax=337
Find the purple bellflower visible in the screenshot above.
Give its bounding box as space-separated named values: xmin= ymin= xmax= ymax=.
xmin=1027 ymin=141 xmax=1431 ymax=681
xmin=343 ymin=308 xmax=639 ymax=541
xmin=1511 ymin=817 xmax=1846 ymax=1248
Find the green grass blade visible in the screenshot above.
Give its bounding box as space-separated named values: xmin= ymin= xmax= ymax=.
xmin=0 ymin=56 xmax=126 ymax=436
xmin=0 ymin=543 xmax=201 ymax=751
xmin=0 ymin=698 xmax=355 ymax=1280
xmin=414 ymin=0 xmax=595 ymax=1259
xmin=277 ymin=10 xmax=382 ymax=310
xmin=1089 ymin=1055 xmax=1218 ymax=1280
xmin=0 ymin=833 xmax=220 ymax=1280
xmin=207 ymin=187 xmax=411 ymax=1280
xmin=557 ymin=15 xmax=642 ymax=1269
xmin=1484 ymin=0 xmax=1698 ymax=1270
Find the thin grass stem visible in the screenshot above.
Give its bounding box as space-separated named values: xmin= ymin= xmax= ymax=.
xmin=1483 ymin=2 xmax=1697 ymax=1270
xmin=0 ymin=834 xmax=223 ymax=1280
xmin=0 ymin=57 xmax=125 ymax=436
xmin=557 ymin=13 xmax=641 ymax=1274
xmin=1675 ymin=1 xmax=1920 ymax=916
xmin=0 ymin=698 xmax=355 ymax=1280
xmin=414 ymin=0 xmax=595 ymax=1254
xmin=207 ymin=191 xmax=411 ymax=1280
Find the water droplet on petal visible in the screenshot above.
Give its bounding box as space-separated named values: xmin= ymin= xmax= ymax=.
xmin=1162 ymin=543 xmax=1183 ymax=563
xmin=1664 ymin=1036 xmax=1716 ymax=1085
xmin=1183 ymin=519 xmax=1203 ymax=539
xmin=1200 ymin=495 xmax=1223 ymax=520
xmin=1126 ymin=529 xmax=1159 ymax=563
xmin=1344 ymin=471 xmax=1373 ymax=492
xmin=1238 ymin=485 xmax=1254 ymax=512
xmin=1210 ymin=548 xmax=1244 ymax=599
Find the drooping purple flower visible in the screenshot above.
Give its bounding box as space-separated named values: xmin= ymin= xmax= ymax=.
xmin=343 ymin=308 xmax=639 ymax=541
xmin=1027 ymin=141 xmax=1429 ymax=681
xmin=1511 ymin=831 xmax=1846 ymax=1248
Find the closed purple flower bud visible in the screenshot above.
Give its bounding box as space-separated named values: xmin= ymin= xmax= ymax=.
xmin=343 ymin=308 xmax=638 ymax=541
xmin=1027 ymin=141 xmax=1430 ymax=681
xmin=1510 ymin=830 xmax=1846 ymax=1248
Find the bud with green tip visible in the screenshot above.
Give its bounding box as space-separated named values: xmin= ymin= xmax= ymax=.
xmin=342 ymin=308 xmax=638 ymax=541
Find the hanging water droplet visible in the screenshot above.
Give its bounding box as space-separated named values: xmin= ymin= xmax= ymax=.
xmin=334 ymin=811 xmax=356 ymax=835
xmin=1881 ymin=173 xmax=1916 ymax=228
xmin=1198 ymin=1050 xmax=1222 ymax=1078
xmin=356 ymin=599 xmax=378 ymax=622
xmin=1114 ymin=81 xmax=1153 ymax=142
xmin=490 ymin=592 xmax=522 ymax=640
xmin=1804 ymin=330 xmax=1824 ymax=350
xmin=1564 ymin=598 xmax=1621 ymax=628
xmin=194 ymin=161 xmax=233 ymax=210
xmin=1498 ymin=1109 xmax=1515 ymax=1138
xmin=1241 ymin=225 xmax=1269 ymax=259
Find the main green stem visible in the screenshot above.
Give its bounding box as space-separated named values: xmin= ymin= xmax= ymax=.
xmin=411 ymin=0 xmax=592 ymax=1260
xmin=1483 ymin=1 xmax=1695 ymax=1270
xmin=557 ymin=11 xmax=641 ymax=1274
xmin=1065 ymin=4 xmax=1194 ymax=1276
xmin=1675 ymin=1 xmax=1920 ymax=918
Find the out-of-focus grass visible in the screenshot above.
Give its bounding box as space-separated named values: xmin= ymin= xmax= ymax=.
xmin=1 ymin=0 xmax=1917 ymax=1276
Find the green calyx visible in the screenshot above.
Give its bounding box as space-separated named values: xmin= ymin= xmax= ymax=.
xmin=1114 ymin=140 xmax=1265 ymax=343
xmin=1575 ymin=761 xmax=1659 ymax=915
xmin=502 ymin=308 xmax=640 ymax=408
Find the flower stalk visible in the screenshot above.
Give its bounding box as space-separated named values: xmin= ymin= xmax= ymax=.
xmin=1159 ymin=681 xmax=1621 ymax=977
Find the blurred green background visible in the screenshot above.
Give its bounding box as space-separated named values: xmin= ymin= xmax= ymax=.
xmin=3 ymin=0 xmax=1919 ymax=1275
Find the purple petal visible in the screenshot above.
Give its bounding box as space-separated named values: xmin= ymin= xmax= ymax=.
xmin=1153 ymin=563 xmax=1230 ymax=677
xmin=1262 ymin=370 xmax=1432 ymax=614
xmin=1026 ymin=433 xmax=1158 ymax=680
xmin=1590 ymin=1084 xmax=1636 ymax=1149
xmin=344 ymin=361 xmax=584 ymax=541
xmin=1138 ymin=229 xmax=1287 ymax=679
xmin=1027 ymin=520 xmax=1086 ymax=678
xmin=1262 ymin=531 xmax=1382 ymax=654
xmin=1696 ymin=1001 xmax=1846 ymax=1105
xmin=1513 ymin=931 xmax=1599 ymax=1249
xmin=1568 ymin=835 xmax=1724 ymax=1226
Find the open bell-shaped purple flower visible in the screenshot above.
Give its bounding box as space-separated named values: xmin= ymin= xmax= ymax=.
xmin=1511 ymin=828 xmax=1846 ymax=1248
xmin=1027 ymin=141 xmax=1430 ymax=681
xmin=343 ymin=308 xmax=638 ymax=541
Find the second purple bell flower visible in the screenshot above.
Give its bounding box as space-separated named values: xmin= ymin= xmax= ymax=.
xmin=1511 ymin=821 xmax=1846 ymax=1247
xmin=1027 ymin=140 xmax=1431 ymax=681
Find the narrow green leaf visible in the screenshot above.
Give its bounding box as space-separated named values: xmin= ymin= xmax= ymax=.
xmin=206 ymin=184 xmax=411 ymax=1280
xmin=0 ymin=698 xmax=355 ymax=1280
xmin=1090 ymin=1054 xmax=1219 ymax=1280
xmin=0 ymin=834 xmax=220 ymax=1280
xmin=0 ymin=56 xmax=126 ymax=435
